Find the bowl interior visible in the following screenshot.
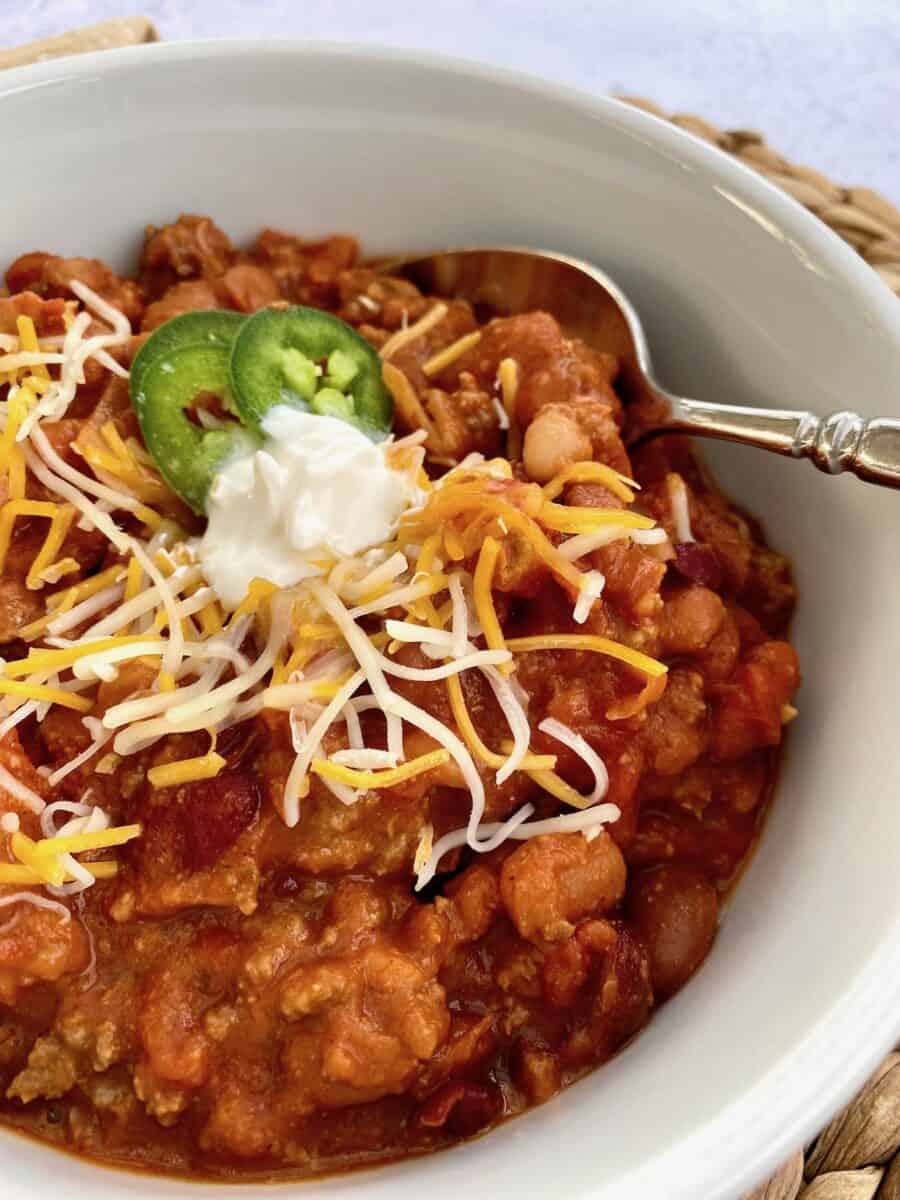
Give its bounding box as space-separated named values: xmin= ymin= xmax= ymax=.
xmin=1 ymin=42 xmax=899 ymax=1200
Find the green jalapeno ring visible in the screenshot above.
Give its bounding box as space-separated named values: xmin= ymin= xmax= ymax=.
xmin=129 ymin=310 xmax=247 ymax=404
xmin=228 ymin=306 xmax=393 ymax=439
xmin=131 ymin=343 xmax=260 ymax=515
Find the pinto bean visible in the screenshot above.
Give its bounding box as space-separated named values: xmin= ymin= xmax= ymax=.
xmin=500 ymin=831 xmax=626 ymax=944
xmin=659 ymin=585 xmax=726 ymax=656
xmin=628 ymin=864 xmax=718 ymax=1000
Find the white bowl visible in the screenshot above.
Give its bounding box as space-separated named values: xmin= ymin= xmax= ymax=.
xmin=1 ymin=39 xmax=899 ymax=1200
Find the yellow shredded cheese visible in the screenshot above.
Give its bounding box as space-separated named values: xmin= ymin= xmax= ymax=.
xmin=311 ymin=748 xmax=450 ymax=789
xmin=524 ymin=769 xmax=595 ymax=811
xmin=48 ymin=563 xmax=127 ymax=615
xmin=443 ymin=525 xmax=466 ymax=562
xmin=11 ymin=832 xmax=66 ymax=886
xmin=6 ymin=442 xmax=26 ymax=500
xmin=402 ymin=488 xmax=585 ymax=592
xmin=36 ymin=824 xmax=142 ymax=857
xmin=26 ymin=504 xmax=76 ymax=590
xmin=0 ymin=679 xmax=93 ymax=711
xmin=539 ymin=501 xmax=655 ymax=535
xmin=382 ymin=361 xmax=436 ymax=443
xmin=445 ymin=675 xmax=556 ymax=771
xmin=233 ymin=577 xmax=278 ymax=619
xmin=148 ymin=751 xmax=226 ymax=789
xmin=422 ymin=330 xmax=481 ymax=377
xmin=0 ymin=860 xmax=118 ymax=885
xmin=380 ymin=303 xmax=449 ymax=360
xmin=498 ymin=358 xmax=521 ymax=457
xmin=542 ymin=461 xmax=636 ymax=504
xmin=473 ymin=536 xmax=512 ymax=674
xmin=198 ymin=599 xmax=224 ymax=637
xmin=0 ymin=391 xmax=24 ymax=461
xmin=16 ymin=316 xmax=49 ymax=380
xmin=505 ymin=634 xmax=667 ymax=677
xmin=0 ymin=499 xmax=59 ymax=573
xmin=5 ymin=635 xmax=160 ymax=678
xmin=498 ymin=358 xmax=519 ymax=421
xmin=123 ymin=555 xmax=143 ymax=603
xmin=38 ymin=556 xmax=80 ymax=585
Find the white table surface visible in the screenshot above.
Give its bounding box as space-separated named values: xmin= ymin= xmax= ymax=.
xmin=8 ymin=0 xmax=900 ymax=200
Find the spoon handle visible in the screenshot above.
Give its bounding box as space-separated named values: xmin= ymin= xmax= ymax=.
xmin=663 ymin=397 xmax=900 ymax=489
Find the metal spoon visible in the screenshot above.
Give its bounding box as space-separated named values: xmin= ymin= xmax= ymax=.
xmin=384 ymin=246 xmax=900 ymax=488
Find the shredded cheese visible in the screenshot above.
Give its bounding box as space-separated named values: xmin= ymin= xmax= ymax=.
xmin=534 ymin=717 xmax=609 ymax=808
xmin=422 ymin=330 xmax=481 ymax=377
xmin=5 ymin=635 xmax=161 ymax=679
xmin=283 ymin=668 xmax=366 ymax=827
xmin=413 ymin=822 xmax=434 ymax=877
xmin=0 ymin=499 xmax=59 ymax=573
xmin=0 ymin=861 xmax=117 ymax=886
xmin=35 ymin=823 xmax=141 ymax=856
xmin=573 ymin=570 xmax=605 ymax=624
xmin=380 ymin=303 xmax=448 ymax=360
xmin=0 ymin=679 xmax=93 ymax=711
xmin=403 ymin=489 xmax=585 ymax=592
xmin=497 ymin=358 xmax=519 ymax=425
xmin=311 ymin=748 xmax=450 ymax=789
xmin=415 ymin=803 xmax=621 ymax=889
xmin=0 ymin=281 xmax=688 ymax=908
xmin=668 ymin=474 xmax=694 ymax=542
xmin=0 ymin=763 xmax=45 ymax=813
xmin=148 ymin=750 xmax=226 ymax=789
xmin=445 ymin=675 xmax=555 ymax=772
xmin=473 ymin=537 xmax=511 ymax=674
xmin=542 ymin=461 xmax=636 ymax=504
xmin=505 ymin=634 xmax=667 ymax=678
xmin=539 ymin=500 xmax=655 ymax=535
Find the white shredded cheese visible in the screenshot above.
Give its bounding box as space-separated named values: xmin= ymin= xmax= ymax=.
xmin=0 ymin=764 xmax=45 ymax=814
xmin=573 ymin=570 xmax=606 ymax=624
xmin=668 ymin=474 xmax=694 ymax=543
xmin=538 ymin=717 xmax=610 ymax=806
xmin=416 ymin=802 xmax=621 ymax=889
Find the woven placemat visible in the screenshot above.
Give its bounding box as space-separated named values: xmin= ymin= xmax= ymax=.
xmin=621 ymin=96 xmax=900 ymax=299
xmin=3 ymin=19 xmax=900 ymax=1200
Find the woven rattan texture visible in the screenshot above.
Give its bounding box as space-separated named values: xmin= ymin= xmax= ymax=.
xmin=622 ymin=96 xmax=900 ymax=298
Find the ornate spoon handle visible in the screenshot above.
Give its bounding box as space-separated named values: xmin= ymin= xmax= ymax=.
xmin=662 ymin=397 xmax=900 ymax=488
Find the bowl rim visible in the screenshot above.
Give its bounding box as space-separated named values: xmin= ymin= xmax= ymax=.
xmin=0 ymin=37 xmax=899 ymax=1200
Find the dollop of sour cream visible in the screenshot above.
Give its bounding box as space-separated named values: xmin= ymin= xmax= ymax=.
xmin=199 ymin=407 xmax=419 ymax=607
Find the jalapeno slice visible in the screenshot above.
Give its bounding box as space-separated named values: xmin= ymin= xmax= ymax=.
xmin=130 ymin=310 xmax=246 ymax=402
xmin=229 ymin=307 xmax=392 ymax=438
xmin=130 ymin=342 xmax=259 ymax=514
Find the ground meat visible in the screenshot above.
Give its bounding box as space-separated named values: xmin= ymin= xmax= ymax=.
xmin=6 ymin=253 xmax=144 ymax=324
xmin=641 ymin=668 xmax=709 ymax=776
xmin=220 ymin=263 xmax=282 ymax=312
xmin=140 ymin=214 xmax=235 ymax=297
xmin=0 ymin=292 xmax=68 ymax=337
xmin=0 ymin=578 xmax=44 ymax=643
xmin=250 ymin=229 xmax=358 ymax=307
xmin=141 ymin=278 xmax=227 ymax=331
xmin=7 ymin=1034 xmax=79 ymax=1104
xmin=709 ymin=641 xmax=800 ymax=761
